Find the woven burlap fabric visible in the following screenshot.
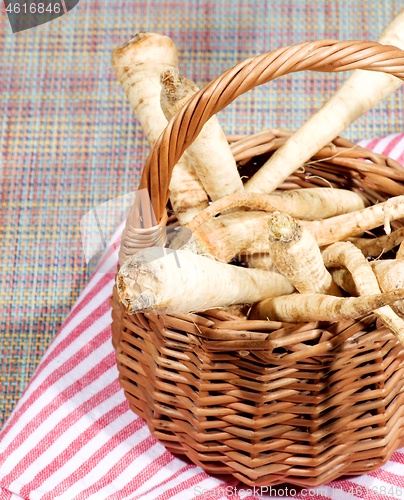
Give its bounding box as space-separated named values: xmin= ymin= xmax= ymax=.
xmin=1 ymin=0 xmax=403 ymax=428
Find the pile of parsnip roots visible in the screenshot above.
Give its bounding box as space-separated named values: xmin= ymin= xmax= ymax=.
xmin=114 ymin=10 xmax=404 ymax=346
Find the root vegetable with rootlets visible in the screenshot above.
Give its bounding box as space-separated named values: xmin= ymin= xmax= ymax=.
xmin=266 ymin=212 xmax=341 ymax=296
xmin=114 ymin=12 xmax=404 ymax=346
xmin=249 ymin=289 xmax=404 ymax=323
xmin=350 ymin=227 xmax=404 ymax=257
xmin=304 ymin=195 xmax=404 ymax=246
xmin=117 ymin=247 xmax=294 ymax=314
xmin=186 ymin=188 xmax=367 ymax=229
xmin=322 ymin=241 xmax=404 ymax=344
xmin=245 ymin=9 xmax=404 ymax=194
xmin=112 ymin=32 xmax=209 ymax=232
xmin=177 ymin=195 xmax=404 ymax=263
xmin=160 ymin=68 xmax=244 ymax=201
xmin=171 ymin=189 xmax=369 ymax=262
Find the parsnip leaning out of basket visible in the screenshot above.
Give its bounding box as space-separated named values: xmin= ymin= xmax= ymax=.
xmin=114 ymin=10 xmax=404 ymax=346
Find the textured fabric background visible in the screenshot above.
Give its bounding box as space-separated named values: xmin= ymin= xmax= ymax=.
xmin=1 ymin=1 xmax=404 ymax=428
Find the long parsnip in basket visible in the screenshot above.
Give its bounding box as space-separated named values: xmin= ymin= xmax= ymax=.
xmin=322 ymin=241 xmax=404 ymax=343
xmin=169 ymin=188 xmax=367 ymax=261
xmin=112 ymin=33 xmax=209 ymax=226
xmin=249 ymin=289 xmax=404 ymax=323
xmin=113 ymin=27 xmax=404 ymax=349
xmin=160 ymin=67 xmax=244 ymax=201
xmin=117 ymin=247 xmax=294 ymax=314
xmin=245 ymin=9 xmax=404 ymax=194
xmin=179 ymin=195 xmax=404 ymax=262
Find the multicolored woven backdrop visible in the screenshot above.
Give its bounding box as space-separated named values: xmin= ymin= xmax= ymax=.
xmin=1 ymin=0 xmax=404 ymax=429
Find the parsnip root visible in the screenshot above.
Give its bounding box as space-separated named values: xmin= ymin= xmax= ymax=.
xmin=117 ymin=247 xmax=295 ymax=314
xmin=187 ymin=188 xmax=367 ymax=233
xmin=267 ymin=212 xmax=341 ymax=295
xmin=322 ymin=241 xmax=404 ymax=343
xmin=185 ymin=196 xmax=404 ymax=263
xmin=350 ymin=227 xmax=404 ymax=257
xmin=245 ymin=9 xmax=404 ymax=194
xmin=160 ymin=67 xmax=244 ymax=201
xmin=372 ymin=259 xmax=404 ymax=317
xmin=249 ymin=289 xmax=404 ymax=323
xmin=179 ymin=189 xmax=370 ymax=262
xmin=305 ymin=195 xmax=404 ymax=246
xmin=112 ymin=33 xmax=209 ymax=229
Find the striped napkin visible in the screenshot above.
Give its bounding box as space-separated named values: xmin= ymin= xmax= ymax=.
xmin=2 ymin=134 xmax=404 ymax=500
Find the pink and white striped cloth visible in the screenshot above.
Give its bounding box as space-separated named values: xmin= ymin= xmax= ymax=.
xmin=2 ymin=134 xmax=404 ymax=500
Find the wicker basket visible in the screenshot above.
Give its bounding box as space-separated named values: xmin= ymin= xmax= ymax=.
xmin=111 ymin=40 xmax=404 ymax=487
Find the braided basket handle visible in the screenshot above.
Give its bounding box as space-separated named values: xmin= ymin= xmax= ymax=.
xmin=120 ymin=39 xmax=404 ymax=262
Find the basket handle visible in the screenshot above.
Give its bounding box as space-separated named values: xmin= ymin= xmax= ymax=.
xmin=119 ymin=39 xmax=404 ymax=263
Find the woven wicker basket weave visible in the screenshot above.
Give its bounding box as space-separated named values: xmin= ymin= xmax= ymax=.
xmin=111 ymin=40 xmax=404 ymax=487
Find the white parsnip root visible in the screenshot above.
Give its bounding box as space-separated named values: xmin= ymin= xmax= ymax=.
xmin=372 ymin=259 xmax=404 ymax=317
xmin=245 ymin=9 xmax=404 ymax=194
xmin=114 ymin=16 xmax=404 ymax=346
xmin=112 ymin=33 xmax=177 ymax=146
xmin=160 ymin=67 xmax=244 ymax=201
xmin=267 ymin=212 xmax=341 ymax=295
xmin=304 ymin=195 xmax=404 ymax=246
xmin=192 ymin=196 xmax=404 ymax=261
xmin=187 ymin=188 xmax=367 ymax=229
xmin=173 ymin=188 xmax=368 ymax=262
xmin=112 ymin=33 xmax=209 ymax=225
xmin=268 ymin=188 xmax=367 ymax=219
xmin=249 ymin=289 xmax=404 ymax=323
xmin=350 ymin=227 xmax=404 ymax=257
xmin=117 ymin=247 xmax=294 ymax=314
xmin=322 ymin=241 xmax=404 ymax=344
